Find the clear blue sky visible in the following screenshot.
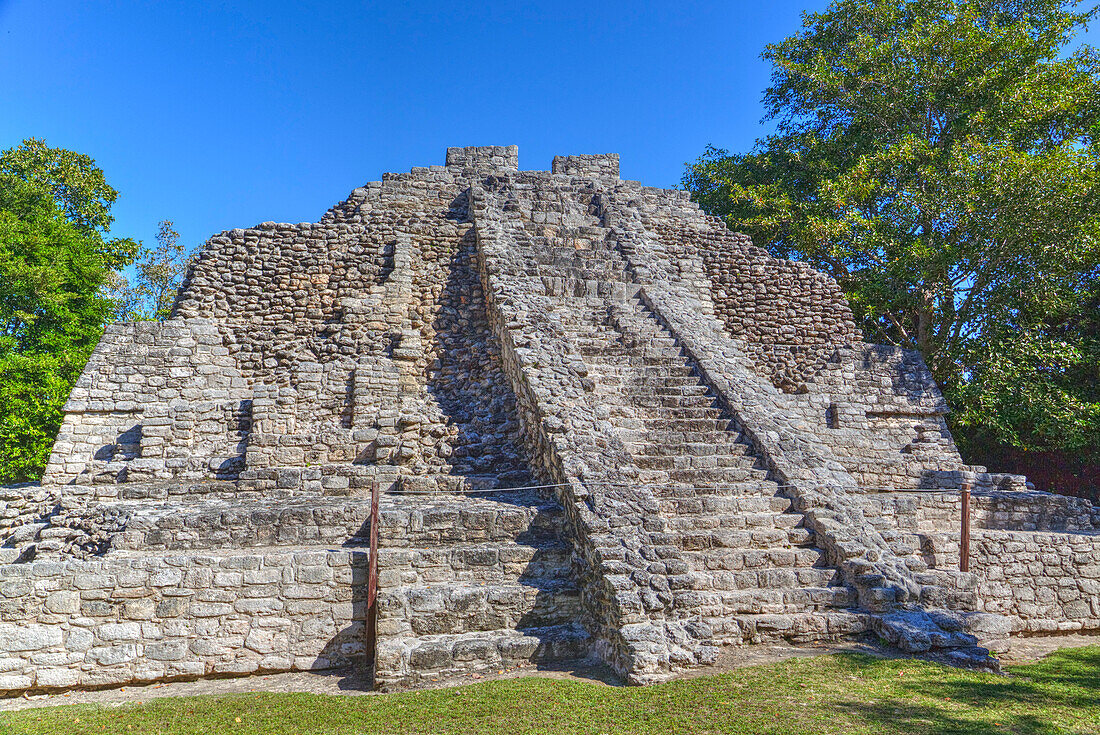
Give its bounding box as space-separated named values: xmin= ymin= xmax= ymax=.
xmin=1 ymin=0 xmax=831 ymax=249
xmin=4 ymin=1 xmax=1093 ymax=253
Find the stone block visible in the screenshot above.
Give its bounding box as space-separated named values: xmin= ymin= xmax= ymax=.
xmin=0 ymin=624 xmax=63 ymax=652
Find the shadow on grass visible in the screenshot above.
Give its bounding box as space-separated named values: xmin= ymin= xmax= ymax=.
xmin=828 ymin=647 xmax=1100 ymax=735
xmin=1005 ymin=645 xmax=1100 ymax=694
xmin=832 ymin=699 xmax=1057 ymax=735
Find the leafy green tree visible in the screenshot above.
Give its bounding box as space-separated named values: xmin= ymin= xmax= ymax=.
xmin=112 ymin=220 xmax=195 ymax=322
xmin=953 ymin=273 xmax=1100 ymax=455
xmin=0 ymin=137 xmax=119 ymax=235
xmin=0 ymin=354 xmax=72 ymax=484
xmin=684 ymin=0 xmax=1100 ymax=457
xmin=0 ymin=139 xmax=137 ymax=482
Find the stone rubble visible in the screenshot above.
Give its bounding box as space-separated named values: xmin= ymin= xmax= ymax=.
xmin=0 ymin=146 xmax=1096 ymax=692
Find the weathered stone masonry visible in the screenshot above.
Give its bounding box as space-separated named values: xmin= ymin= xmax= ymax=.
xmin=1 ymin=146 xmax=1097 ymax=692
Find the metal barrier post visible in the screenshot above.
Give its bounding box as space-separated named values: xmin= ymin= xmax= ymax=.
xmin=960 ymin=482 xmax=971 ymax=572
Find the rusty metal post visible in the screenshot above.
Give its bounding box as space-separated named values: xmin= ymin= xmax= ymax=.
xmin=365 ymin=481 xmax=380 ymax=660
xmin=960 ymin=482 xmax=971 ymax=572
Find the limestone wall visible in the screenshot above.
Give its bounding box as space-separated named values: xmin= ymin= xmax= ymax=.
xmin=0 ymin=484 xmax=52 ymax=543
xmin=44 ymin=162 xmax=535 ymax=497
xmin=970 ymin=531 xmax=1100 ymax=632
xmin=687 ymin=226 xmax=861 ymax=391
xmin=854 ymin=490 xmax=1100 ymax=633
xmin=445 ymin=145 xmax=519 ymax=171
xmin=552 ymin=154 xmax=620 ymax=179
xmin=42 ymin=320 xmax=249 ymax=490
xmin=911 ymin=530 xmax=1100 ymax=634
xmin=0 ymin=549 xmax=368 ymax=691
xmin=860 ymin=490 xmax=1100 ymax=535
xmin=796 ymin=346 xmax=972 ymax=491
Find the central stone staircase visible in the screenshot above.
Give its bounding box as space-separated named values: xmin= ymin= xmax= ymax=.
xmin=509 ymin=195 xmax=868 ymax=648
xmin=575 ymin=295 xmax=866 ymax=644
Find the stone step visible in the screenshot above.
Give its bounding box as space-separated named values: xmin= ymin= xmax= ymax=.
xmin=545 ymin=254 xmax=629 ymax=270
xmin=626 ymin=441 xmax=750 ymax=458
xmin=377 ymin=539 xmax=573 ymax=585
xmin=537 ymin=239 xmax=619 ymax=255
xmin=622 ymin=303 xmax=662 ymax=316
xmin=687 ymin=566 xmax=843 ymax=593
xmin=654 ymin=528 xmax=808 ymax=554
xmin=618 ymin=325 xmax=671 ymax=341
xmin=618 ymin=334 xmax=679 ymax=348
xmin=648 ymin=384 xmax=713 ymax=398
xmin=592 ymin=378 xmax=708 ymax=393
xmin=613 ymin=406 xmax=728 ymax=422
xmin=785 ymin=526 xmax=815 ymax=546
xmin=599 ymin=393 xmax=716 ymax=410
xmin=597 ymin=404 xmax=724 ymax=423
xmin=635 ymin=453 xmax=758 ymax=471
xmin=611 ymin=322 xmax=674 ymax=341
xmin=575 ymin=333 xmax=678 ymax=347
xmin=901 ymin=556 xmax=931 ymax=572
xmin=577 ymin=345 xmax=681 ymax=360
xmin=108 ymin=497 xmax=375 ymax=552
xmin=638 ymin=456 xmax=759 ymax=475
xmin=541 ymin=279 xmax=631 ymax=298
xmin=682 ymin=528 xmax=822 ymax=550
xmin=99 ymin=479 xmax=244 ymax=502
xmin=618 ymin=395 xmax=718 ymax=410
xmin=728 ymin=611 xmax=871 ymax=644
xmin=645 ymin=479 xmax=778 ymax=498
xmin=534 ymin=259 xmax=628 ymax=277
xmin=533 ymin=254 xmax=625 ymax=270
xmin=611 ymin=335 xmax=675 ymax=350
xmin=661 ymin=467 xmax=771 ymax=484
xmin=379 ymin=493 xmax=568 ymax=548
xmin=607 ymin=419 xmax=736 ymax=436
xmin=100 ymin=492 xmax=566 ymax=553
xmin=37 ymin=526 xmax=81 ymax=541
xmin=636 ymin=478 xmax=777 ymax=497
xmin=659 ymin=511 xmax=802 ymax=541
xmin=584 ymin=364 xmax=698 ymax=379
xmin=680 ymin=546 xmax=828 ymax=572
xmin=374 ymin=624 xmax=591 ymax=690
xmin=377 ymin=580 xmax=582 ymax=637
xmin=615 ymin=429 xmax=750 ymax=446
xmin=614 ymin=423 xmax=742 ymax=441
xmin=684 ymin=585 xmax=854 ymax=614
xmin=618 ymin=418 xmax=734 ymax=433
xmin=531 ymin=245 xmax=624 ymax=263
xmin=0 ymin=548 xmax=21 ymax=564
xmin=659 ymin=495 xmax=793 ymax=515
xmin=585 ymin=354 xmax=696 ymax=369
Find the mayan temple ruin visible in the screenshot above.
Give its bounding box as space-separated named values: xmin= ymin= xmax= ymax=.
xmin=0 ymin=146 xmax=1097 ymax=692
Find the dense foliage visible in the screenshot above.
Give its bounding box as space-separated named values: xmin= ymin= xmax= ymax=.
xmin=0 ymin=139 xmax=137 ymax=483
xmin=684 ymin=0 xmax=1100 ymax=459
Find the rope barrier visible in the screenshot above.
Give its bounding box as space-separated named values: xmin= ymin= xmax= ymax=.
xmin=379 ymin=480 xmax=983 ymax=496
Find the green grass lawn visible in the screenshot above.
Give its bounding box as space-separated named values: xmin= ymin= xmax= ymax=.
xmin=2 ymin=647 xmax=1097 ymax=735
